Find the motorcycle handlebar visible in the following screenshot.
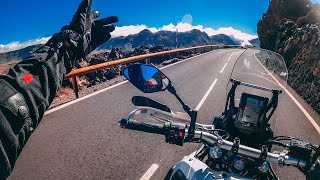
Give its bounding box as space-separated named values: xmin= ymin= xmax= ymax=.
xmin=119 ymin=119 xmax=317 ymax=171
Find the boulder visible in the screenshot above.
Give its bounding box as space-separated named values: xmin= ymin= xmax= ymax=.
xmin=109 ymin=48 xmax=123 ymax=60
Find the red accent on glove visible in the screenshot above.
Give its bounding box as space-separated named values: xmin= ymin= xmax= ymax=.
xmin=21 ymin=74 xmax=33 ymax=84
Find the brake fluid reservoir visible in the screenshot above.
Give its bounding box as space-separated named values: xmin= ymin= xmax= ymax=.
xmin=234 ymin=159 xmax=245 ymax=171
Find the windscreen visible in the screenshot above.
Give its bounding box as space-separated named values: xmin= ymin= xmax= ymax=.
xmin=227 ymin=48 xmax=288 ymax=107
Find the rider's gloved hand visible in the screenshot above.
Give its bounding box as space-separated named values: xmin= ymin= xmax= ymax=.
xmin=46 ymin=0 xmax=118 ymax=72
xmin=90 ymin=16 xmax=119 ymax=53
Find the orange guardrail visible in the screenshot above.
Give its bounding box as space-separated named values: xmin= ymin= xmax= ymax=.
xmin=65 ymin=44 xmax=239 ymax=98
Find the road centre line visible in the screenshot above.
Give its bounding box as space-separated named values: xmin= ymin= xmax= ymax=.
xmin=139 ymin=163 xmax=159 ymax=180
xmin=220 ymin=53 xmax=235 ymax=73
xmin=227 ymin=52 xmax=235 ymax=62
xmin=254 ymin=53 xmax=320 ymax=134
xmin=45 ymin=50 xmax=219 ymax=115
xmin=195 ymin=79 xmax=219 ymax=111
xmin=220 ymin=63 xmax=228 ymax=73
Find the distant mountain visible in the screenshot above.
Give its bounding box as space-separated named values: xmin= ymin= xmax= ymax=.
xmin=211 ymin=34 xmax=240 ymax=45
xmin=0 ymin=30 xmax=243 ymax=64
xmin=249 ymin=38 xmax=260 ymax=46
xmin=100 ymin=29 xmax=218 ymax=50
xmin=0 ymin=44 xmax=43 ymax=64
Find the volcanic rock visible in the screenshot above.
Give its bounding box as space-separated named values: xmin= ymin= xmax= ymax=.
xmin=258 ymin=0 xmax=320 ymax=113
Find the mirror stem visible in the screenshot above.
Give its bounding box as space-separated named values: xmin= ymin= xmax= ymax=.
xmin=167 ymin=84 xmax=196 ymax=139
xmin=167 ymin=84 xmax=191 ymax=112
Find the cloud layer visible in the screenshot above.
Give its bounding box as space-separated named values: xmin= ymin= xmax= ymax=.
xmin=0 ymin=23 xmax=257 ymax=53
xmin=112 ymin=23 xmax=257 ymax=46
xmin=0 ymin=37 xmax=50 ymax=53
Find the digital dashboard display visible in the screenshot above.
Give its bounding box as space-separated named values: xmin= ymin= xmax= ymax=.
xmin=238 ymin=93 xmax=268 ymax=126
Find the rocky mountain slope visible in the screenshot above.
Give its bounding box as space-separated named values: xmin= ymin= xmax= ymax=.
xmin=100 ymin=29 xmax=240 ymax=50
xmin=249 ymin=38 xmax=260 ymax=46
xmin=258 ymin=0 xmax=320 ymax=113
xmin=0 ymin=44 xmax=43 ymax=64
xmin=101 ymin=29 xmax=215 ymax=50
xmin=211 ymin=34 xmax=240 ymax=45
xmin=0 ymin=30 xmax=244 ymax=64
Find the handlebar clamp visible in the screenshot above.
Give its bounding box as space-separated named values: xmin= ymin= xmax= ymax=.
xmin=257 ymin=145 xmax=268 ymax=166
xmin=231 ymin=138 xmax=240 ymax=154
xmin=278 ymin=150 xmax=287 ymax=167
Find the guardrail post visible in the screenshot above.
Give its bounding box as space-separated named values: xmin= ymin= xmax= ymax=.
xmin=211 ymin=46 xmax=213 ymax=51
xmin=176 ymin=52 xmax=179 ymax=59
xmin=71 ymin=76 xmax=79 ymax=99
xmin=203 ymin=47 xmax=206 ymax=53
xmin=145 ymin=58 xmax=150 ymax=65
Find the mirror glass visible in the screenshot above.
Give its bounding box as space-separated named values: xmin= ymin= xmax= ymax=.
xmin=123 ymin=64 xmax=171 ymax=93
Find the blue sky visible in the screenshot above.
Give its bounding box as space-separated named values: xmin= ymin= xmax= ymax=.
xmin=0 ymin=0 xmax=318 ymax=52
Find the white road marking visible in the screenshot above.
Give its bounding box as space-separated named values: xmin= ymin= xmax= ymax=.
xmin=227 ymin=52 xmax=235 ymax=62
xmin=139 ymin=163 xmax=159 ymax=180
xmin=45 ymin=50 xmax=218 ymax=115
xmin=195 ymin=78 xmax=218 ymax=111
xmin=220 ymin=63 xmax=228 ymax=73
xmin=254 ymin=53 xmax=320 ymax=134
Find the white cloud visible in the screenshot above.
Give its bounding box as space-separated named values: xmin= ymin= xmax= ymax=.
xmin=112 ymin=23 xmax=258 ymax=46
xmin=0 ymin=22 xmax=257 ymax=53
xmin=203 ymin=27 xmax=258 ymax=45
xmin=112 ymin=25 xmax=158 ymax=37
xmin=0 ymin=37 xmax=50 ymax=53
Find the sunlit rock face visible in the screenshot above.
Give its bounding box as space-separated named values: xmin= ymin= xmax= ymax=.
xmin=258 ymin=0 xmax=320 ymax=113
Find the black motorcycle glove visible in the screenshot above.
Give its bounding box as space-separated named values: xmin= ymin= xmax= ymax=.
xmin=46 ymin=0 xmax=118 ymax=72
xmin=89 ymin=16 xmax=118 ymax=52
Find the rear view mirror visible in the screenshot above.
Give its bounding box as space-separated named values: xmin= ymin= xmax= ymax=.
xmin=123 ymin=64 xmax=171 ymax=93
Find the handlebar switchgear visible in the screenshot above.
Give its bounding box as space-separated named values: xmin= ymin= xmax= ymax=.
xmin=164 ymin=122 xmax=186 ymax=146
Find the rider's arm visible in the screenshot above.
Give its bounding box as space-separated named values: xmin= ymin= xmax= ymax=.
xmin=0 ymin=37 xmax=74 ymax=178
xmin=0 ymin=0 xmax=118 ymax=178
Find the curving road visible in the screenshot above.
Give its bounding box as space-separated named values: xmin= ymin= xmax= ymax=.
xmin=8 ymin=49 xmax=320 ymax=180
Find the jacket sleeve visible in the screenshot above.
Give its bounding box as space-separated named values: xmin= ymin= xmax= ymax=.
xmin=0 ymin=33 xmax=73 ymax=179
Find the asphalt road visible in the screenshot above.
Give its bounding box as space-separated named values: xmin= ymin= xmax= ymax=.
xmin=8 ymin=49 xmax=320 ymax=180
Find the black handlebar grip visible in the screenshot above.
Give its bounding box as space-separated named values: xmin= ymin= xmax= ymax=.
xmin=119 ymin=119 xmax=165 ymax=135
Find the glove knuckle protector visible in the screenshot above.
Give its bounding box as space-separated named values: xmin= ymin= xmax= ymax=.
xmin=0 ymin=80 xmax=32 ymax=135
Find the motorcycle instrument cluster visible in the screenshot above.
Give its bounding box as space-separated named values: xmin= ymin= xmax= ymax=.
xmin=235 ymin=93 xmax=268 ymax=135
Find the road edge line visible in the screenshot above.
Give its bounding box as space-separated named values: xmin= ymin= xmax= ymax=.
xmin=254 ymin=53 xmax=320 ymax=134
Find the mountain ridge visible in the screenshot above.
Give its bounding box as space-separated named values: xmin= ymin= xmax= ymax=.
xmin=101 ymin=29 xmax=217 ymax=51
xmin=0 ymin=44 xmax=43 ymax=64
xmin=0 ymin=29 xmax=256 ymax=64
